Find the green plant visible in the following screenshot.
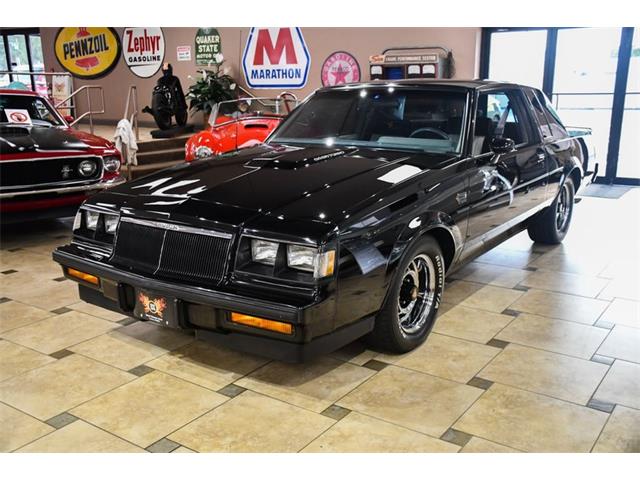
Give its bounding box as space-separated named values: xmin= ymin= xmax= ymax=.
xmin=186 ymin=63 xmax=237 ymax=115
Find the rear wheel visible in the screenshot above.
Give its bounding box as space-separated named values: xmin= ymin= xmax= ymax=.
xmin=366 ymin=236 xmax=445 ymax=353
xmin=175 ymin=108 xmax=188 ymax=127
xmin=527 ymin=177 xmax=575 ymax=244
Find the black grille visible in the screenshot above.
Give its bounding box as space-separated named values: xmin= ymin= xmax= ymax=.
xmin=111 ymin=219 xmax=233 ymax=286
xmin=0 ymin=155 xmax=103 ymax=190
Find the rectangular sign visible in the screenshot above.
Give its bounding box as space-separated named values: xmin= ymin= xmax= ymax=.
xmin=177 ymin=45 xmax=191 ymax=61
xmin=5 ymin=109 xmax=32 ymax=125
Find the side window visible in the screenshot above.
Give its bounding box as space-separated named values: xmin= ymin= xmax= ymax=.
xmin=473 ymin=90 xmax=528 ymax=156
xmin=526 ymin=89 xmax=553 ymax=140
xmin=536 ymin=90 xmax=570 ymax=140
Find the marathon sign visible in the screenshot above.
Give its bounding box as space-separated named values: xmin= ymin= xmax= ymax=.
xmin=123 ymin=27 xmax=165 ymax=78
xmin=242 ymin=28 xmax=310 ymax=89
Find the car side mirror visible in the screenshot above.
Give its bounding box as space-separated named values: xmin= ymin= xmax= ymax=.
xmin=63 ymin=115 xmax=75 ymax=124
xmin=489 ymin=137 xmax=515 ymax=155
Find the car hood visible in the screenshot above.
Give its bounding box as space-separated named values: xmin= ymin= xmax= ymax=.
xmin=0 ymin=125 xmax=113 ymax=155
xmin=98 ymin=144 xmax=455 ymax=236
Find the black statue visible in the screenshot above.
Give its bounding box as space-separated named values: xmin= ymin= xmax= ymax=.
xmin=143 ymin=63 xmax=188 ymax=130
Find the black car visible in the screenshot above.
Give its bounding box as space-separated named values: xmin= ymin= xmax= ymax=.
xmin=53 ymin=80 xmax=594 ymax=362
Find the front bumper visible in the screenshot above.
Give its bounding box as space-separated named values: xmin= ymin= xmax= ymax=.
xmin=53 ymin=247 xmax=373 ymax=362
xmin=0 ymin=175 xmax=126 ymax=200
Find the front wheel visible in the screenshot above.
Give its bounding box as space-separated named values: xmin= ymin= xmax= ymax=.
xmin=527 ymin=177 xmax=575 ymax=244
xmin=365 ymin=236 xmax=445 ymax=353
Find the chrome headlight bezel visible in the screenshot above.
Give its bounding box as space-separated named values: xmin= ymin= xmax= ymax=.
xmin=73 ymin=207 xmax=120 ymax=245
xmin=103 ymin=156 xmax=121 ymax=172
xmin=194 ymin=145 xmax=214 ymax=159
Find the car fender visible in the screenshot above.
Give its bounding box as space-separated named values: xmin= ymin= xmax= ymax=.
xmin=185 ymin=131 xmax=222 ymax=162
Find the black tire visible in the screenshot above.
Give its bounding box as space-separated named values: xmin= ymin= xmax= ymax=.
xmin=527 ymin=177 xmax=575 ymax=244
xmin=175 ymin=108 xmax=188 ymax=127
xmin=365 ymin=235 xmax=445 ymax=353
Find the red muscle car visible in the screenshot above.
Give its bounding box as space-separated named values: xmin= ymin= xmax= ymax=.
xmin=0 ymin=89 xmax=125 ymax=222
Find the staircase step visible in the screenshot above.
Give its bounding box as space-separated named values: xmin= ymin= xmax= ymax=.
xmin=122 ymin=160 xmax=182 ymax=180
xmin=137 ymin=135 xmax=192 ymax=153
xmin=136 ymin=147 xmax=185 ymax=165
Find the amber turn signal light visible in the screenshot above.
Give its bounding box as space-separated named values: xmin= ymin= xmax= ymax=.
xmin=66 ymin=267 xmax=100 ymax=286
xmin=230 ymin=312 xmax=293 ymax=335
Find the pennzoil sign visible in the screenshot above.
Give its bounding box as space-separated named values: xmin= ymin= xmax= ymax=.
xmin=54 ymin=27 xmax=121 ymax=79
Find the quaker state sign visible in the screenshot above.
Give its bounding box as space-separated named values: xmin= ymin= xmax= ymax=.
xmin=195 ymin=28 xmax=222 ymax=66
xmin=54 ymin=28 xmax=121 ymax=79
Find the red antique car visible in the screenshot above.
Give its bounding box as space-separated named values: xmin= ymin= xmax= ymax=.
xmin=185 ymin=94 xmax=298 ymax=162
xmin=0 ymin=89 xmax=125 ymax=222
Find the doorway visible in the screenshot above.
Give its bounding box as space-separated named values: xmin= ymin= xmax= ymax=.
xmin=0 ymin=28 xmax=47 ymax=96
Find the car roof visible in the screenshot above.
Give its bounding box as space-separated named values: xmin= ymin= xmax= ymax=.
xmin=0 ymin=88 xmax=40 ymax=96
xmin=319 ymin=79 xmax=533 ymax=91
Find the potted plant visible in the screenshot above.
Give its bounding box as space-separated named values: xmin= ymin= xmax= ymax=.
xmin=186 ymin=55 xmax=237 ymax=127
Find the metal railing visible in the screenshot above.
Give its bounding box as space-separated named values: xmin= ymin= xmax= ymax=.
xmin=123 ymin=85 xmax=140 ymax=142
xmin=54 ymin=85 xmax=105 ymax=134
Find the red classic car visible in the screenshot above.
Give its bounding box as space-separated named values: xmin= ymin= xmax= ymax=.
xmin=185 ymin=94 xmax=298 ymax=162
xmin=0 ymin=89 xmax=125 ymax=222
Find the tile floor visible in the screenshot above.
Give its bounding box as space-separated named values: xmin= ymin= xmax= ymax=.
xmin=0 ymin=188 xmax=638 ymax=453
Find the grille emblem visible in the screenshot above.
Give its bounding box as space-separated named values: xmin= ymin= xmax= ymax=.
xmin=61 ymin=165 xmax=72 ymax=179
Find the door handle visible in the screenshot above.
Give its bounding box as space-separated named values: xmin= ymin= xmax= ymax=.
xmin=535 ymin=151 xmax=546 ymax=164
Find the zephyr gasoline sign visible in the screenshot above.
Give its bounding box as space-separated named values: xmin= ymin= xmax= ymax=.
xmin=195 ymin=28 xmax=222 ymax=66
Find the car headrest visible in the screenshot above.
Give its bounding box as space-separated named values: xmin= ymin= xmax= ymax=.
xmin=475 ymin=116 xmax=494 ymax=136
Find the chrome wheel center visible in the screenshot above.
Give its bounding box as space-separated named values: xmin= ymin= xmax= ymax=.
xmin=556 ymin=184 xmax=570 ymax=232
xmin=397 ymin=254 xmax=436 ymax=335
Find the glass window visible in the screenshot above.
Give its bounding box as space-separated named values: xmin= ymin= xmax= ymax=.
xmin=7 ymin=34 xmax=31 ymax=87
xmin=488 ymin=30 xmax=547 ymax=90
xmin=473 ymin=90 xmax=528 ymax=155
xmin=0 ymin=93 xmax=63 ymax=126
xmin=617 ymin=28 xmax=640 ymax=179
xmin=0 ymin=40 xmax=8 ymax=87
xmin=270 ymin=88 xmax=468 ymax=154
xmin=29 ymin=35 xmax=48 ymax=97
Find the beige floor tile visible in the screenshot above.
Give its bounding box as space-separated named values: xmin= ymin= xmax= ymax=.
xmin=2 ymin=311 xmax=117 ymax=354
xmin=9 ymin=278 xmax=80 ymax=311
xmin=236 ymin=356 xmax=374 ymax=413
xmin=0 ymin=340 xmax=56 ymax=382
xmin=475 ymin=248 xmax=539 ymax=269
xmin=596 ymin=325 xmax=640 ymax=363
xmin=593 ymin=360 xmax=640 ymax=410
xmin=68 ymin=301 xmax=127 ymax=322
xmin=442 ymin=280 xmax=484 ymax=304
xmin=598 ymin=298 xmax=640 ymax=328
xmin=510 ymin=289 xmax=609 ymax=325
xmin=392 ymin=333 xmax=501 ymax=383
xmin=70 ymin=331 xmax=169 ymax=371
xmin=479 ymin=344 xmax=608 ymax=404
xmin=454 ymin=383 xmax=608 ymax=452
xmin=461 ymin=285 xmax=523 ymax=313
xmin=520 ymin=270 xmax=609 ymax=298
xmin=337 ymin=366 xmax=483 ymax=437
xmin=433 ymin=305 xmax=514 ymax=344
xmin=455 ymin=263 xmax=532 ymax=288
xmin=0 ymin=403 xmax=54 ymax=452
xmin=460 ymin=436 xmax=521 ymax=453
xmin=172 ymin=446 xmax=196 ymax=453
xmin=330 ymin=342 xmax=378 ymax=366
xmin=17 ymin=420 xmax=146 ymax=453
xmin=146 ymin=340 xmax=269 ymax=391
xmin=169 ymin=390 xmax=334 ymax=452
xmin=303 ymin=411 xmax=459 ymax=453
xmin=598 ymin=275 xmax=640 ymax=302
xmin=0 ymin=301 xmax=52 ymax=334
xmin=496 ymin=313 xmax=609 ymax=359
xmin=0 ymin=354 xmax=134 ymax=420
xmin=531 ymin=251 xmax=609 ymax=276
xmin=592 ymin=406 xmax=640 ymax=453
xmin=117 ymin=321 xmax=194 ymax=352
xmin=71 ymin=371 xmax=226 ymax=447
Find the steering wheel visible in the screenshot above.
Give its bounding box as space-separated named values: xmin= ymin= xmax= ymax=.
xmin=409 ymin=127 xmax=450 ymax=140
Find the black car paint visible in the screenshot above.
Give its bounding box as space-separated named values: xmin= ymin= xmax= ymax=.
xmin=53 ymin=80 xmax=585 ymax=361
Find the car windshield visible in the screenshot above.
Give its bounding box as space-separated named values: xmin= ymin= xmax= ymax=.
xmin=269 ymin=88 xmax=468 ymax=154
xmin=0 ymin=94 xmax=64 ymax=127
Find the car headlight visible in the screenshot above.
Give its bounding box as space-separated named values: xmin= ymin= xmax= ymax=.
xmin=287 ymin=245 xmax=336 ymax=278
xmin=195 ymin=146 xmax=213 ymax=159
xmin=85 ymin=210 xmax=100 ymax=230
xmin=103 ymin=156 xmax=121 ymax=172
xmin=103 ymin=214 xmax=120 ymax=234
xmin=251 ymin=239 xmax=279 ymax=265
xmin=73 ymin=210 xmax=83 ymax=231
xmin=78 ymin=159 xmax=97 ymax=177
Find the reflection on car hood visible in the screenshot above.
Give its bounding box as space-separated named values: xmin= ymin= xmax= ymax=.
xmin=0 ymin=125 xmax=111 ymax=155
xmin=96 ymin=144 xmax=455 ymax=230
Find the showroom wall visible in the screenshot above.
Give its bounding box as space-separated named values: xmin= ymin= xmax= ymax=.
xmin=40 ymin=27 xmax=481 ymax=125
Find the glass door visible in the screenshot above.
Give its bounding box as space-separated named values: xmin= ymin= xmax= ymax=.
xmin=488 ymin=29 xmax=548 ymax=90
xmin=552 ymin=28 xmax=622 ymax=179
xmin=1 ymin=29 xmax=43 ymax=92
xmin=617 ymin=29 xmax=640 ymax=180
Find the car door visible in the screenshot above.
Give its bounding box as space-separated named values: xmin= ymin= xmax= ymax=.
xmin=460 ymin=88 xmax=548 ymax=258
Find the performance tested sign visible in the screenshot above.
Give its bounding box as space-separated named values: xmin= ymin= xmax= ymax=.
xmin=54 ymin=27 xmax=121 ymax=79
xmin=123 ymin=27 xmax=165 ymax=78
